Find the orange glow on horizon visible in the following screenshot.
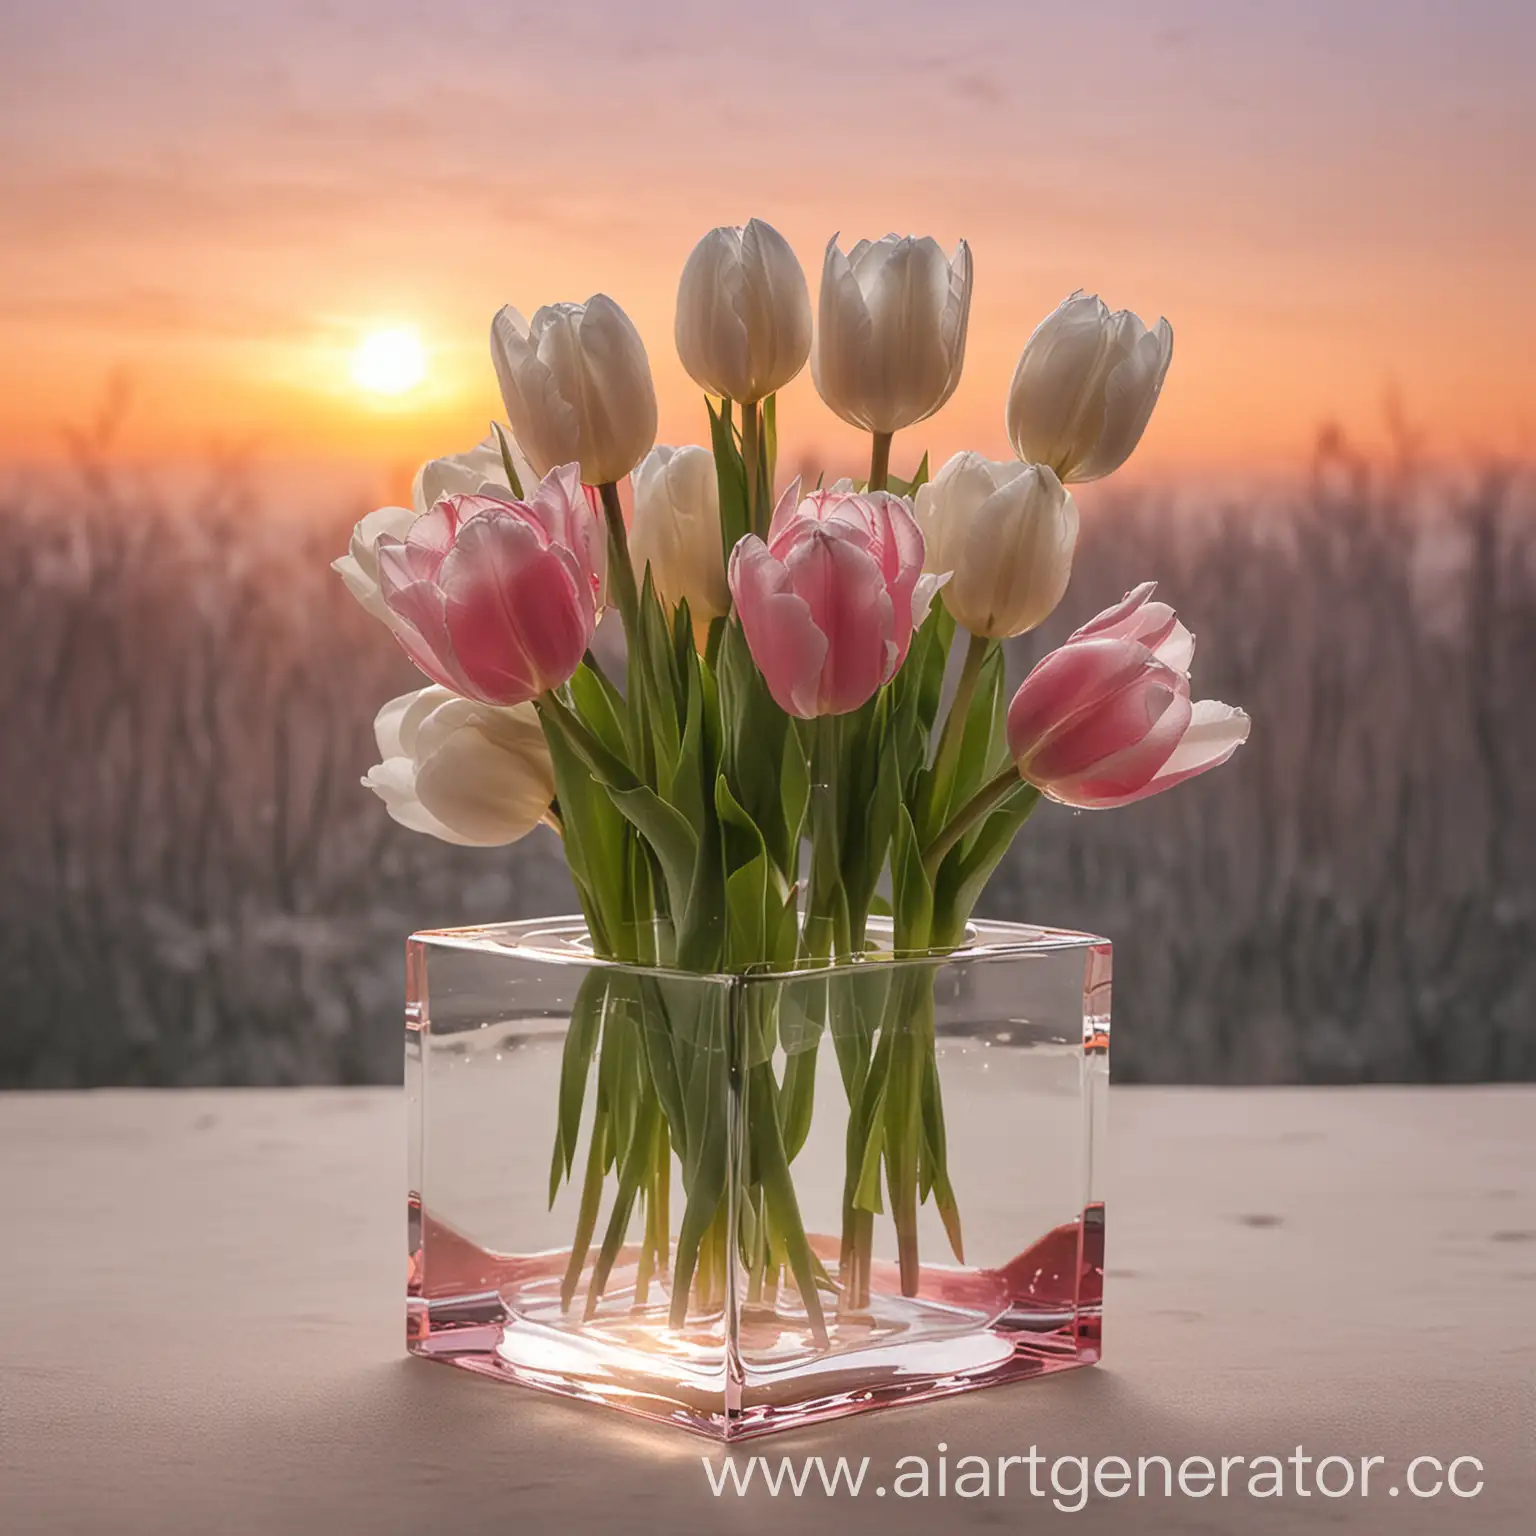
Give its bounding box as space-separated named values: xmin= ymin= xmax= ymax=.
xmin=2 ymin=3 xmax=1532 ymax=486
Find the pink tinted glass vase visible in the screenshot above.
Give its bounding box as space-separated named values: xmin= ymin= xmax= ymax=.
xmin=406 ymin=916 xmax=1109 ymax=1440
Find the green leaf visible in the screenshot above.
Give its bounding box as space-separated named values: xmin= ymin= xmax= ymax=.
xmin=569 ymin=658 xmax=627 ymax=758
xmin=547 ymin=968 xmax=609 ymax=1205
xmin=667 ymin=987 xmax=734 ymax=1329
xmin=539 ymin=694 xmax=699 ymax=930
xmin=607 ymin=781 xmax=698 ymax=923
xmin=921 ymin=1049 xmax=965 ymax=1263
xmin=779 ymin=721 xmax=810 ymax=860
xmin=707 ymin=397 xmax=750 ymax=555
xmin=584 ymin=1090 xmax=660 ymax=1318
xmin=891 ymin=804 xmax=934 ymax=954
xmin=540 ymin=705 xmax=625 ymax=954
xmin=560 ymin=1104 xmax=610 ymax=1310
xmin=491 ymin=421 xmax=525 ymax=499
xmin=942 ymin=643 xmax=1006 ymax=824
xmin=746 ymin=1061 xmax=828 ymax=1346
xmin=932 ymin=783 xmax=1041 ymax=947
xmin=636 ymin=975 xmax=688 ymax=1139
xmin=636 ymin=568 xmax=682 ymax=788
xmin=884 ymin=451 xmax=931 ymax=500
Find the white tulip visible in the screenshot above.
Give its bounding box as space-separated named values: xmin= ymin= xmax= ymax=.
xmin=363 ymin=687 xmax=555 ymax=847
xmin=412 ymin=430 xmax=535 ymax=512
xmin=675 ymin=219 xmax=812 ymax=404
xmin=333 ymin=503 xmax=417 ymax=626
xmin=1006 ymin=292 xmax=1174 ymax=482
xmin=334 ymin=432 xmax=536 ymax=624
xmin=812 ymin=234 xmax=973 ymax=435
xmin=629 ymin=446 xmax=730 ymax=625
xmin=915 ymin=453 xmax=1079 ymax=639
xmin=490 ymin=297 xmax=658 ymax=485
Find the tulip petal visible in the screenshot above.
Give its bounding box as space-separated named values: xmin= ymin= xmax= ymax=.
xmin=785 ymin=526 xmax=894 ymax=714
xmin=1036 ymin=683 xmax=1192 ymax=806
xmin=1141 ymin=700 xmax=1251 ymax=794
xmin=948 ymin=465 xmax=1076 ymax=638
xmin=1005 ymin=292 xmax=1115 ymax=476
xmin=439 ymin=513 xmax=591 ymax=704
xmin=363 ymin=757 xmax=479 ymax=844
xmin=1025 ymin=667 xmax=1187 ymax=786
xmin=491 ymin=305 xmax=581 ymax=479
xmin=1007 ymin=638 xmax=1163 ymax=763
xmin=414 ymin=435 xmax=526 ymax=518
xmin=675 ymin=226 xmax=753 ymax=401
xmin=1070 ymin=580 xmax=1157 ymax=639
xmin=765 ymin=476 xmax=804 ymax=542
xmin=1074 ymin=318 xmax=1174 ymax=482
xmin=1069 ymin=581 xmax=1192 ymax=673
xmin=811 ymin=236 xmax=877 ymax=430
xmin=372 ymin=686 xmax=454 ymax=759
xmin=729 ymin=534 xmax=830 ymax=719
xmin=376 ymin=543 xmax=476 ymax=695
xmin=414 ymin=721 xmax=553 ymax=845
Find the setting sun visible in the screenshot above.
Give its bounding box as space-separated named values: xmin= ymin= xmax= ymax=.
xmin=350 ymin=328 xmax=427 ymax=397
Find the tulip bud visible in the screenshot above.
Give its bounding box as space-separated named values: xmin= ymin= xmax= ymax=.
xmin=1006 ymin=292 xmax=1173 ymax=482
xmin=675 ymin=219 xmax=812 ymax=405
xmin=728 ymin=483 xmax=940 ymax=719
xmin=914 ymin=453 xmax=1078 ymax=639
xmin=629 ymin=445 xmax=730 ymax=624
xmin=1006 ymin=583 xmax=1248 ymax=808
xmin=812 ymin=234 xmax=972 ymax=434
xmin=364 ymin=686 xmax=554 ymax=846
xmin=374 ymin=464 xmax=603 ymax=706
xmin=490 ymin=297 xmax=658 ymax=485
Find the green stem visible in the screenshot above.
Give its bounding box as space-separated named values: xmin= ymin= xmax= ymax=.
xmin=597 ymin=480 xmax=640 ymax=636
xmin=537 ymin=690 xmax=633 ymax=791
xmin=868 ymin=431 xmax=893 ymax=493
xmin=924 ymin=632 xmax=992 ymax=839
xmin=741 ymin=400 xmax=763 ymax=538
xmin=924 ymin=770 xmax=1037 ymax=881
xmin=805 ymin=716 xmax=850 ymax=961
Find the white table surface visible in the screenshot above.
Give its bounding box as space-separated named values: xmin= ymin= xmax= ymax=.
xmin=3 ymin=1087 xmax=1532 ymax=1534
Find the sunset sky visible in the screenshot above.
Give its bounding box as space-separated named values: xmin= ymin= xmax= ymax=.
xmin=3 ymin=0 xmax=1533 ymax=499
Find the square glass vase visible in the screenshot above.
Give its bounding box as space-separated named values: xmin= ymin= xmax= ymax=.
xmin=406 ymin=915 xmax=1109 ymax=1440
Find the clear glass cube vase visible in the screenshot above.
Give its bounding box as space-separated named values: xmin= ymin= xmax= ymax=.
xmin=406 ymin=916 xmax=1110 ymax=1440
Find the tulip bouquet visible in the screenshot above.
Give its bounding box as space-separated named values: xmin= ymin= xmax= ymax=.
xmin=340 ymin=221 xmax=1247 ymax=1343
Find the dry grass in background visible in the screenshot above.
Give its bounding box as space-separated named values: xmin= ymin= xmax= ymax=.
xmin=1 ymin=437 xmax=1531 ymax=1086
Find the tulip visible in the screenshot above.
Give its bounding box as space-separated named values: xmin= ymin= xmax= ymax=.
xmin=629 ymin=445 xmax=730 ymax=624
xmin=364 ymin=686 xmax=555 ymax=846
xmin=812 ymin=234 xmax=973 ymax=437
xmin=728 ymin=484 xmax=939 ymax=719
xmin=675 ymin=219 xmax=812 ymax=405
xmin=490 ymin=297 xmax=659 ymax=486
xmin=335 ymin=432 xmax=537 ymax=624
xmin=1005 ymin=292 xmax=1174 ymax=483
xmin=373 ymin=464 xmax=602 ymax=706
xmin=413 ymin=431 xmax=535 ymax=512
xmin=1006 ymin=583 xmax=1248 ymax=809
xmin=914 ymin=453 xmax=1079 ymax=639
xmin=333 ymin=503 xmax=417 ymax=626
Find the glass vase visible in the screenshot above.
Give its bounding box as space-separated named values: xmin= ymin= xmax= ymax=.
xmin=405 ymin=915 xmax=1109 ymax=1440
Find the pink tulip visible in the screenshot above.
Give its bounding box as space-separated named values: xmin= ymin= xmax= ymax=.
xmin=728 ymin=483 xmax=938 ymax=718
xmin=1006 ymin=582 xmax=1248 ymax=808
xmin=374 ymin=463 xmax=603 ymax=707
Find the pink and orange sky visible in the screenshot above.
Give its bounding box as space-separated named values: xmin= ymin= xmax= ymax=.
xmin=2 ymin=0 xmax=1533 ymax=498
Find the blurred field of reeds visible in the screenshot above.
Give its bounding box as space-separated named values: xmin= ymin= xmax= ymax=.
xmin=2 ymin=435 xmax=1532 ymax=1086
